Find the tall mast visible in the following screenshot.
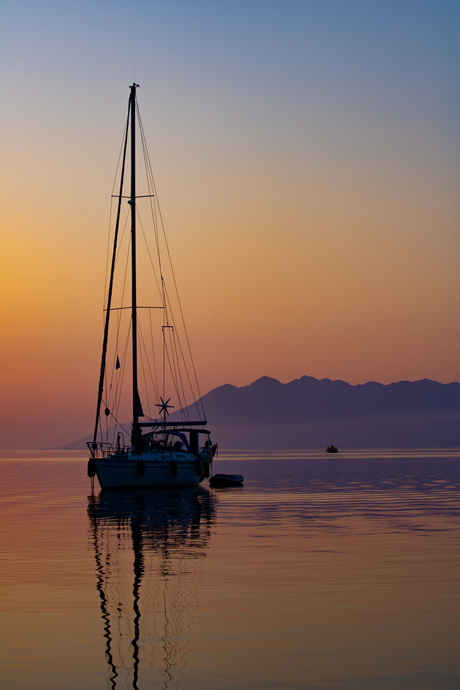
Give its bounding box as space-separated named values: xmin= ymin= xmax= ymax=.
xmin=130 ymin=83 xmax=141 ymax=448
xmin=92 ymin=97 xmax=130 ymax=445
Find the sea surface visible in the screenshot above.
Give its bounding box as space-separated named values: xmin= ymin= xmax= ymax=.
xmin=0 ymin=449 xmax=459 ymax=690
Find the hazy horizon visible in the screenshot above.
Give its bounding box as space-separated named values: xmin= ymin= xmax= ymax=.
xmin=5 ymin=373 xmax=458 ymax=452
xmin=1 ymin=1 xmax=459 ymax=449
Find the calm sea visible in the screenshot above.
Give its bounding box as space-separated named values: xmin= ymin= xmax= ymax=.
xmin=0 ymin=449 xmax=459 ymax=690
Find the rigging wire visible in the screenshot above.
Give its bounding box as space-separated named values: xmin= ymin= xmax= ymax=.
xmin=93 ymin=100 xmax=130 ymax=445
xmin=135 ymin=206 xmax=163 ymax=304
xmin=97 ymin=90 xmax=209 ymax=449
xmin=148 ymin=308 xmax=160 ymax=409
xmin=105 ymin=214 xmax=131 ymax=401
xmin=104 ymin=118 xmax=130 ymax=308
xmin=100 ymin=397 xmax=129 ymax=442
xmin=101 ymin=321 xmax=130 ymax=440
xmin=136 ymin=101 xmax=206 ymax=419
xmin=137 ymin=319 xmax=160 ymax=415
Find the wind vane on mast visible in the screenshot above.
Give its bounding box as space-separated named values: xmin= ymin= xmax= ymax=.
xmin=156 ymin=397 xmax=174 ymax=418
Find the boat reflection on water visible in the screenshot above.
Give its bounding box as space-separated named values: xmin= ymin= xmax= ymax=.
xmin=87 ymin=487 xmax=216 ymax=689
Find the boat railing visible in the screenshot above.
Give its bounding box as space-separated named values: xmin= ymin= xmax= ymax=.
xmin=87 ymin=439 xmax=217 ymax=460
xmin=87 ymin=441 xmax=130 ymax=459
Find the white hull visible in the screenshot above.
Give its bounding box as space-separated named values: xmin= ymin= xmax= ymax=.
xmin=94 ymin=451 xmax=208 ymax=488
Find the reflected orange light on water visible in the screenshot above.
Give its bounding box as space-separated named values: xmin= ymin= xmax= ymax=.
xmin=0 ymin=451 xmax=459 ymax=688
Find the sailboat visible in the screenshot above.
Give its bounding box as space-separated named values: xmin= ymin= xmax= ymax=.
xmin=87 ymin=84 xmax=216 ymax=489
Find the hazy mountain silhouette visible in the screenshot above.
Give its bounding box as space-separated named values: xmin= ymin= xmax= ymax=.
xmin=202 ymin=375 xmax=460 ymax=421
xmin=192 ymin=376 xmax=460 ymax=448
xmin=61 ymin=375 xmax=459 ymax=450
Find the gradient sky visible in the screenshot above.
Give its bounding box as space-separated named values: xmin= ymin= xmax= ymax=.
xmin=1 ymin=0 xmax=459 ymax=448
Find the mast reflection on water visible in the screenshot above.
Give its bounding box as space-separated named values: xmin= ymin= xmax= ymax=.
xmin=87 ymin=487 xmax=216 ymax=689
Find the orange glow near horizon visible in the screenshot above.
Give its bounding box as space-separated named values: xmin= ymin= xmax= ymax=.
xmin=1 ymin=168 xmax=458 ymax=450
xmin=0 ymin=2 xmax=459 ymax=448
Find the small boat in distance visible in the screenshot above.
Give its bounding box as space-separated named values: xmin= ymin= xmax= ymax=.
xmin=87 ymin=84 xmax=216 ymax=488
xmin=209 ymin=474 xmax=244 ymax=488
xmin=326 ymin=445 xmax=339 ymax=453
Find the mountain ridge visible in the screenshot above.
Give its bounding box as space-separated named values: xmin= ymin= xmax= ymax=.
xmin=59 ymin=375 xmax=460 ymax=450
